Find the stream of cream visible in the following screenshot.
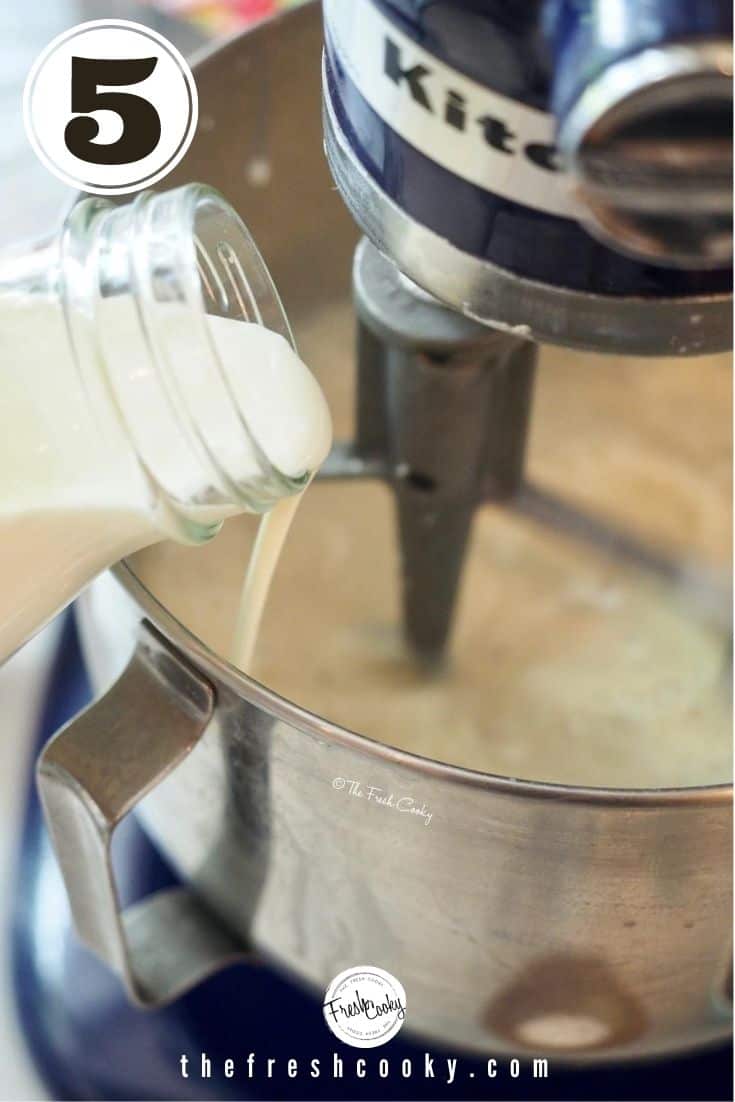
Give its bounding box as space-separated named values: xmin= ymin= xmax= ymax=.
xmin=230 ymin=495 xmax=304 ymax=671
xmin=202 ymin=317 xmax=331 ymax=673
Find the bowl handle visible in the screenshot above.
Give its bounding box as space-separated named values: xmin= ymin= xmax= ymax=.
xmin=37 ymin=622 xmax=245 ymax=1007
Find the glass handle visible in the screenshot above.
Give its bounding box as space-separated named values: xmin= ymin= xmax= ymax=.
xmin=37 ymin=622 xmax=246 ymax=1007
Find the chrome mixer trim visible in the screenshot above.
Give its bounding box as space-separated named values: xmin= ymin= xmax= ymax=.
xmin=323 ymin=58 xmax=732 ymax=357
xmin=559 ymin=39 xmax=734 ymax=268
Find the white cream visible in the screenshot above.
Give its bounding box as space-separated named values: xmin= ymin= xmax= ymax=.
xmin=207 ymin=318 xmax=332 ymax=481
xmin=0 ymin=295 xmax=331 ymax=661
xmin=230 ymin=495 xmax=303 ymax=671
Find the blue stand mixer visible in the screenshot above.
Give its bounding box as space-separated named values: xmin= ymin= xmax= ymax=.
xmin=13 ymin=1 xmax=733 ymax=1097
xmin=321 ymin=0 xmax=731 ymax=661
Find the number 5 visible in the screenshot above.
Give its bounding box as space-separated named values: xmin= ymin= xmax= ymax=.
xmin=64 ymin=56 xmax=161 ymax=165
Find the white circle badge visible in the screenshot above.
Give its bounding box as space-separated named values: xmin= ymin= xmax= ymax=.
xmin=23 ymin=19 xmax=198 ymax=195
xmin=323 ymin=966 xmax=407 ymax=1048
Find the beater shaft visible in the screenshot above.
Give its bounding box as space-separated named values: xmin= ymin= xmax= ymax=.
xmin=352 ymin=240 xmax=537 ymax=664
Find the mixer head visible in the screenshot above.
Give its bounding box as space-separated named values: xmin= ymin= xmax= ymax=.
xmin=320 ymin=0 xmax=733 ymax=664
xmin=323 ymin=0 xmax=733 ymax=345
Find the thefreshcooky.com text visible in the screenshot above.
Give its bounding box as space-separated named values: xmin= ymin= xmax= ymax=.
xmin=179 ymin=1051 xmax=550 ymax=1085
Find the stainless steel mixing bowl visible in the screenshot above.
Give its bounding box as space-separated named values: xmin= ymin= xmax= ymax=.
xmin=38 ymin=2 xmax=732 ymax=1061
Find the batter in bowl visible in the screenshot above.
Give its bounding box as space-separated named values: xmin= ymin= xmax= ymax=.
xmin=132 ymin=301 xmax=732 ymax=788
